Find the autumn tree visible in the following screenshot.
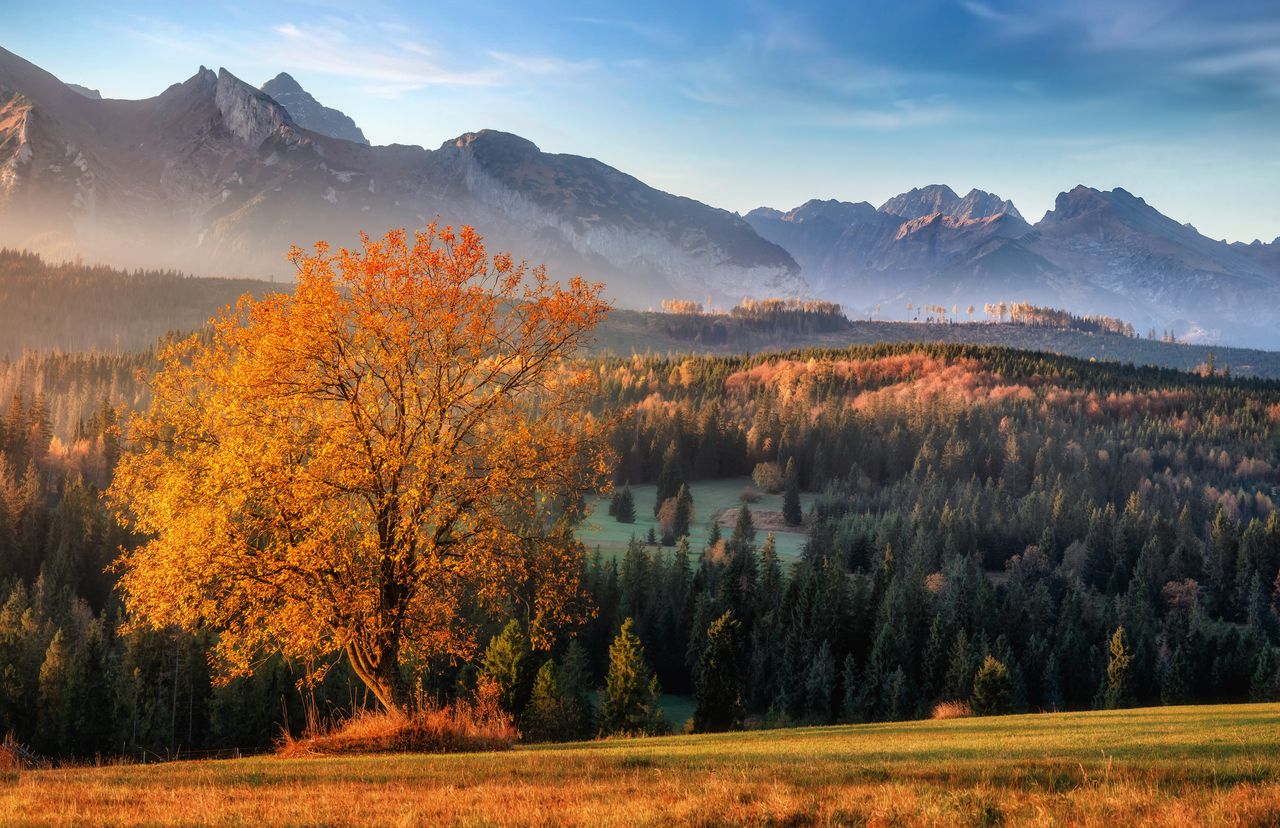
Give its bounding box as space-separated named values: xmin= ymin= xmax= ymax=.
xmin=110 ymin=226 xmax=610 ymax=716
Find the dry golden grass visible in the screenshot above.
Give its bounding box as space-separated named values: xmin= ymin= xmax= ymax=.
xmin=930 ymin=700 xmax=974 ymax=720
xmin=3 ymin=703 xmax=1279 ymax=826
xmin=277 ymin=703 xmax=517 ymax=758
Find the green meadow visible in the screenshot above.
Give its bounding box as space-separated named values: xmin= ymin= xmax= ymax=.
xmin=578 ymin=477 xmax=820 ymax=561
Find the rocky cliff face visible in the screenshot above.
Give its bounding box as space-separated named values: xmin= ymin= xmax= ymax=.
xmin=0 ymin=47 xmax=802 ymax=306
xmin=260 ymin=73 xmax=369 ymax=145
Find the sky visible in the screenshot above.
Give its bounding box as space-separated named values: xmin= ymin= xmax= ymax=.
xmin=5 ymin=0 xmax=1280 ymax=242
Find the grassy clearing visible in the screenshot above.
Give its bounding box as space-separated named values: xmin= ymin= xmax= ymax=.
xmin=5 ymin=703 xmax=1279 ymax=826
xmin=578 ymin=477 xmax=819 ymax=562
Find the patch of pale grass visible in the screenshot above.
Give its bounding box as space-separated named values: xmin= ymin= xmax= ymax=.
xmin=277 ymin=700 xmax=516 ymax=757
xmin=931 ymin=700 xmax=973 ymax=720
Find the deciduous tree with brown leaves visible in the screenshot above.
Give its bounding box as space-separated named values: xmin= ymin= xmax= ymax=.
xmin=110 ymin=226 xmax=610 ymax=716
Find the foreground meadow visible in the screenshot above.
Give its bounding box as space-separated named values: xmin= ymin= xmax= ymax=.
xmin=4 ymin=703 xmax=1279 ymax=826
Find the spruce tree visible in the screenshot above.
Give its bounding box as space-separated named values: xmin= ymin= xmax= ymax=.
xmin=558 ymin=640 xmax=596 ymax=739
xmin=522 ymin=660 xmax=570 ymax=742
xmin=694 ymin=611 xmax=744 ymax=732
xmin=615 ymin=484 xmax=636 ymax=524
xmin=782 ymin=458 xmax=802 ymax=526
xmin=673 ymin=484 xmax=694 ymax=540
xmin=804 ymin=640 xmax=836 ymax=722
xmin=839 ymin=654 xmax=860 ymax=722
xmin=481 ymin=620 xmax=533 ymax=715
xmin=1104 ymin=626 xmax=1135 ymax=709
xmin=654 ymin=442 xmax=683 ymax=516
xmin=1251 ymin=646 xmax=1278 ymax=702
xmin=600 ymin=618 xmax=665 ymax=736
xmin=970 ymin=655 xmax=1012 ymax=716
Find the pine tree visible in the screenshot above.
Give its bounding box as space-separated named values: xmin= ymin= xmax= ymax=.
xmin=522 ymin=660 xmax=571 ymax=742
xmin=35 ymin=628 xmax=71 ymax=756
xmin=673 ymin=484 xmax=694 ymax=540
xmin=481 ymin=620 xmax=533 ymax=716
xmin=1159 ymin=644 xmax=1192 ymax=705
xmin=558 ymin=640 xmax=596 ymax=739
xmin=804 ymin=640 xmax=836 ymax=722
xmin=839 ymin=654 xmax=860 ymax=722
xmin=970 ymin=655 xmax=1012 ymax=716
xmin=1105 ymin=626 xmax=1135 ymax=709
xmin=782 ymin=458 xmax=802 ymax=526
xmin=1251 ymin=646 xmax=1278 ymax=702
xmin=654 ymin=442 xmax=683 ymax=516
xmin=600 ymin=618 xmax=666 ymax=736
xmin=694 ymin=611 xmax=744 ymax=732
xmin=615 ymin=484 xmax=636 ymax=524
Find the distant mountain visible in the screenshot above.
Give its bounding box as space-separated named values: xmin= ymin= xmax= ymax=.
xmin=2 ymin=46 xmax=1278 ymax=345
xmin=0 ymin=47 xmax=802 ymax=308
xmin=879 ymin=184 xmax=1024 ymax=223
xmin=260 ymin=72 xmax=368 ymax=145
xmin=749 ymin=184 xmax=1280 ymax=347
xmin=745 ymin=188 xmax=1031 ymax=301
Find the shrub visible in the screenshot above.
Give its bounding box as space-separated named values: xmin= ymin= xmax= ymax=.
xmin=752 ymin=462 xmax=783 ymax=494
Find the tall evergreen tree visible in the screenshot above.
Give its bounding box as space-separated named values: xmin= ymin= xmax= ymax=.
xmin=782 ymin=458 xmax=802 ymax=526
xmin=481 ymin=620 xmax=533 ymax=716
xmin=694 ymin=611 xmax=745 ymax=732
xmin=1105 ymin=626 xmax=1136 ymax=709
xmin=970 ymin=655 xmax=1012 ymax=716
xmin=600 ymin=618 xmax=666 ymax=736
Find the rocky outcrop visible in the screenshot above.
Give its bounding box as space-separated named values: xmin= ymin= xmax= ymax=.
xmin=260 ymin=73 xmax=368 ymax=145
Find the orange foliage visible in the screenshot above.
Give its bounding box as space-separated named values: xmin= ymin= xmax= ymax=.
xmin=110 ymin=226 xmax=611 ymax=715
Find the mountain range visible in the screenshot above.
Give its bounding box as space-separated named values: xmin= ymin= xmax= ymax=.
xmin=1 ymin=46 xmax=1278 ymax=346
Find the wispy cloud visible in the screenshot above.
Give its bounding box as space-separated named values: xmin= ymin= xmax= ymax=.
xmin=270 ymin=21 xmax=502 ymax=95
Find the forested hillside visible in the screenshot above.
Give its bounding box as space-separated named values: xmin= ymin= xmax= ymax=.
xmin=6 ymin=249 xmax=1280 ymax=380
xmin=2 ymin=343 xmax=1279 ymax=759
xmin=575 ymin=344 xmax=1280 ymax=722
xmin=0 ymin=250 xmax=278 ymax=355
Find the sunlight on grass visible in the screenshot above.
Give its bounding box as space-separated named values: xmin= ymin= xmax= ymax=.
xmin=5 ymin=703 xmax=1279 ymax=826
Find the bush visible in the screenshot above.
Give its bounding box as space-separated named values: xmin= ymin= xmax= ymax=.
xmin=752 ymin=462 xmax=783 ymax=494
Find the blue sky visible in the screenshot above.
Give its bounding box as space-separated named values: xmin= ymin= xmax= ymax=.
xmin=7 ymin=0 xmax=1280 ymax=242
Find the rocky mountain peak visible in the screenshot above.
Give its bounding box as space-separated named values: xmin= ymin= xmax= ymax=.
xmin=262 ymin=72 xmax=305 ymax=96
xmin=879 ymin=184 xmax=960 ymax=219
xmin=954 ymin=188 xmax=1024 ymax=222
xmin=785 ymin=198 xmax=879 ymax=225
xmin=215 ymin=68 xmax=292 ymax=146
xmin=259 ymin=72 xmax=368 ymax=145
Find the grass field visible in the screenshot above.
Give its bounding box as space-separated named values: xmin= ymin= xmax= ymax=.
xmin=6 ymin=703 xmax=1280 ymax=826
xmin=578 ymin=477 xmax=819 ymax=562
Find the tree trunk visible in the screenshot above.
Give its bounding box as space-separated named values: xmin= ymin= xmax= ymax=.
xmin=346 ymin=640 xmax=413 ymax=717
